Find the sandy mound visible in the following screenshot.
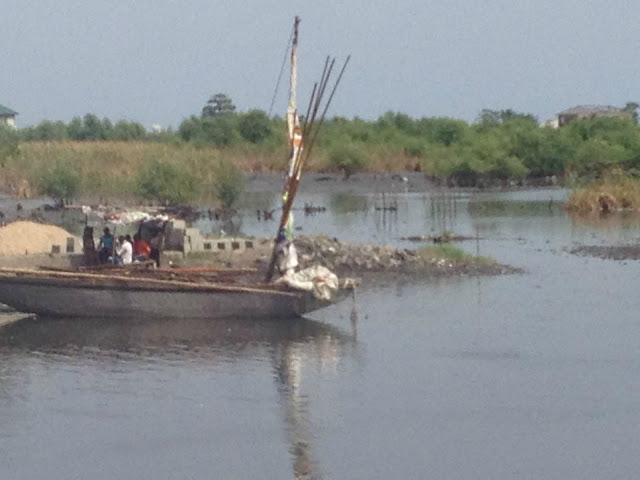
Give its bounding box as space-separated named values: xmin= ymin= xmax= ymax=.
xmin=0 ymin=221 xmax=80 ymax=256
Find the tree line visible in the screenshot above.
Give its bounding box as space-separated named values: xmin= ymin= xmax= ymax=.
xmin=2 ymin=93 xmax=640 ymax=187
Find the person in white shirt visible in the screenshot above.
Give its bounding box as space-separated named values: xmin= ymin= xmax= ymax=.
xmin=115 ymin=235 xmax=133 ymax=265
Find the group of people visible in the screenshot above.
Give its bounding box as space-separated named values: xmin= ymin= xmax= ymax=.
xmin=97 ymin=227 xmax=159 ymax=266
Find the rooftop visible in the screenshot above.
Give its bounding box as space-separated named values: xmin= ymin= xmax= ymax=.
xmin=558 ymin=105 xmax=625 ymax=115
xmin=0 ymin=104 xmax=17 ymax=117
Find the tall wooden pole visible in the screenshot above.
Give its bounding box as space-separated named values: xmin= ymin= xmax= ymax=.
xmin=265 ymin=17 xmax=302 ymax=282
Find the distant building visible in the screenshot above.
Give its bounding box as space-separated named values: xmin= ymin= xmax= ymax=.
xmin=557 ymin=105 xmax=632 ymax=126
xmin=544 ymin=118 xmax=559 ymax=128
xmin=0 ymin=104 xmax=17 ymax=128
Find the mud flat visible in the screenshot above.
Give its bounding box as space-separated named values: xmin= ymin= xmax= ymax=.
xmin=571 ymin=245 xmax=640 ymax=261
xmin=171 ymin=234 xmax=521 ymax=282
xmin=294 ymin=235 xmax=520 ymax=278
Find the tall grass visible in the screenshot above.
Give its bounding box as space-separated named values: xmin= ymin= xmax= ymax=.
xmin=567 ymin=171 xmax=640 ymax=213
xmin=2 ymin=140 xmax=427 ymax=202
xmin=3 ymin=141 xmax=281 ymax=202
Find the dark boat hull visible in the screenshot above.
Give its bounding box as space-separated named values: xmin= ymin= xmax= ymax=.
xmin=0 ymin=269 xmax=346 ymax=319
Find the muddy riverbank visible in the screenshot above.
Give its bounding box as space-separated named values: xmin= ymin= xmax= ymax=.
xmin=571 ymin=245 xmax=640 ymax=261
xmin=166 ymin=234 xmax=521 ymax=283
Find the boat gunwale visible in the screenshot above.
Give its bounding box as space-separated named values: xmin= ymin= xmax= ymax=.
xmin=0 ymin=268 xmax=301 ymax=297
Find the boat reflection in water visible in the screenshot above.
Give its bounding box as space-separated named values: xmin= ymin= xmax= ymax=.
xmin=0 ymin=313 xmax=358 ymax=479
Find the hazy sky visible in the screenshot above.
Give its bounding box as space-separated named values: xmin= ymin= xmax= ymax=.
xmin=2 ymin=0 xmax=639 ymax=128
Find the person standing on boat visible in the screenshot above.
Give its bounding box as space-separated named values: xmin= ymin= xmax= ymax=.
xmin=97 ymin=227 xmax=114 ymax=264
xmin=115 ymin=235 xmax=133 ymax=265
xmin=275 ymin=227 xmax=298 ymax=277
xmin=149 ymin=231 xmax=163 ymax=267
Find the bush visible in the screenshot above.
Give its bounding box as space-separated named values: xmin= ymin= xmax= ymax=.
xmin=213 ymin=160 xmax=246 ymax=209
xmin=238 ymin=110 xmax=272 ymax=143
xmin=136 ymin=160 xmax=200 ymax=205
xmin=327 ymin=142 xmax=368 ymax=178
xmin=0 ymin=124 xmax=20 ymax=167
xmin=403 ymin=138 xmax=426 ymax=158
xmin=38 ymin=160 xmax=81 ymax=206
xmin=112 ymin=120 xmax=147 ymax=141
xmin=200 ymin=116 xmax=240 ymax=146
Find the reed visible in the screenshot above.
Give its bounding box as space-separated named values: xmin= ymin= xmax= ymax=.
xmin=567 ymin=173 xmax=640 ymax=213
xmin=0 ymin=139 xmax=435 ymax=205
xmin=4 ymin=141 xmax=276 ymax=200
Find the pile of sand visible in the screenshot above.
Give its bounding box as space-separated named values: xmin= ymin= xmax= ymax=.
xmin=0 ymin=221 xmax=81 ymax=256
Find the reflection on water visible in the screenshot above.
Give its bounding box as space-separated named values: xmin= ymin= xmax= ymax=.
xmin=569 ymin=209 xmax=640 ymax=230
xmin=427 ymin=190 xmax=460 ymax=233
xmin=329 ymin=194 xmax=368 ymax=214
xmin=0 ymin=315 xmax=355 ymax=365
xmin=0 ymin=315 xmax=357 ymax=480
xmin=469 ymin=199 xmax=558 ymax=217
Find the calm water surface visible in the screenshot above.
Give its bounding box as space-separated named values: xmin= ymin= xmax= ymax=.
xmin=2 ymin=188 xmax=640 ymax=479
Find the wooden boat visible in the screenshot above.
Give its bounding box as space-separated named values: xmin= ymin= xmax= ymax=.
xmin=0 ymin=268 xmax=353 ymax=319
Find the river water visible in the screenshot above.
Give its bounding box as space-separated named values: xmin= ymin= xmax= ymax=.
xmin=2 ymin=187 xmax=640 ymax=479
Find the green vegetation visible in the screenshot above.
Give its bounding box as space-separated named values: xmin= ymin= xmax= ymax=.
xmin=3 ymin=95 xmax=640 ymax=201
xmin=212 ymin=159 xmax=246 ymax=209
xmin=38 ymin=159 xmax=81 ymax=206
xmin=238 ymin=110 xmax=272 ymax=144
xmin=202 ymin=93 xmax=236 ymax=117
xmin=567 ymin=170 xmax=640 ymax=213
xmin=327 ymin=141 xmax=369 ymax=178
xmin=136 ymin=160 xmax=201 ymax=205
xmin=0 ymin=124 xmax=20 ymax=167
xmin=419 ymin=243 xmax=496 ymax=266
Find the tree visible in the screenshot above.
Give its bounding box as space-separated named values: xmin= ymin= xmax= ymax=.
xmin=238 ymin=109 xmax=272 ymax=143
xmin=36 ymin=121 xmax=69 ymax=141
xmin=570 ymin=137 xmax=631 ymax=175
xmin=202 ymin=93 xmax=236 ymax=117
xmin=112 ymin=120 xmax=147 ymax=140
xmin=67 ymin=116 xmax=84 ymax=140
xmin=38 ymin=160 xmax=81 ymax=206
xmin=624 ymin=101 xmax=639 ymax=124
xmin=178 ymin=116 xmax=204 ymax=142
xmin=67 ymin=114 xmax=109 ymax=140
xmin=475 ymin=109 xmax=538 ymax=131
xmin=136 ymin=160 xmax=201 ymax=205
xmin=83 ymin=113 xmax=107 ymax=140
xmin=327 ymin=141 xmax=369 ymax=178
xmin=424 ymin=118 xmax=469 ymax=146
xmin=200 ymin=116 xmax=239 ymax=146
xmin=213 ymin=160 xmax=246 ymax=209
xmin=0 ymin=124 xmax=19 ymax=167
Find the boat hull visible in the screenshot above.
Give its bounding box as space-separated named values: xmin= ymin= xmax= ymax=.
xmin=0 ymin=271 xmax=346 ymax=319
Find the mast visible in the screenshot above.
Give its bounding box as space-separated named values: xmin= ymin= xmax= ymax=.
xmin=265 ymin=17 xmax=303 ymax=282
xmin=284 ymin=16 xmax=303 ymax=208
xmin=265 ymin=17 xmax=349 ymax=282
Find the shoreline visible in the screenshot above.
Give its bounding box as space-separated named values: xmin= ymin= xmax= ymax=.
xmin=0 ymin=171 xmax=565 ymax=212
xmin=0 ymin=174 xmax=542 ymax=279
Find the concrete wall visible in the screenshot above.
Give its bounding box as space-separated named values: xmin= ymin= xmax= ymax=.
xmin=0 ymin=116 xmax=16 ymax=128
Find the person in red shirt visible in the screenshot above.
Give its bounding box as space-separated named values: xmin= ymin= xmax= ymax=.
xmin=132 ymin=233 xmax=151 ymax=262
